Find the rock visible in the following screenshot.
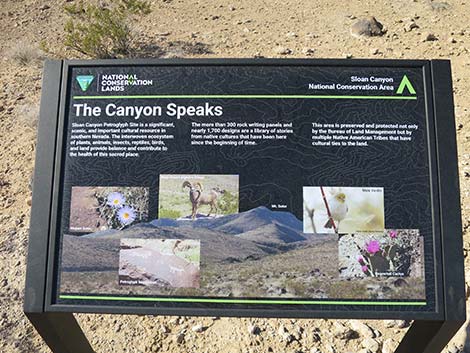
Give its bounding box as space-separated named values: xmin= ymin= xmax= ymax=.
xmin=404 ymin=21 xmax=419 ymax=32
xmin=447 ymin=344 xmax=463 ymax=353
xmin=286 ymin=32 xmax=298 ymax=38
xmin=423 ymin=33 xmax=438 ymax=42
xmin=228 ymin=5 xmax=236 ymax=11
xmin=274 ymin=47 xmax=292 ymax=55
xmin=350 ymin=17 xmax=385 ymax=37
xmin=248 ymin=324 xmax=261 ymax=335
xmin=385 ymin=320 xmax=410 ymax=329
xmin=302 ymin=48 xmax=315 ymax=56
xmin=325 ymin=344 xmax=336 ymax=353
xmin=191 ymin=324 xmax=205 ymax=333
xmin=39 ymin=4 xmax=50 ymax=11
xmin=310 ymin=348 xmax=321 ymax=353
xmin=278 ymin=325 xmax=295 ymax=343
xmin=361 ymin=338 xmax=380 ymax=353
xmin=430 ymin=1 xmax=451 ymax=11
xmin=333 ymin=322 xmax=358 ymax=340
xmin=160 ymin=324 xmax=170 ymax=334
xmin=311 ymin=328 xmax=321 ymax=342
xmin=345 ymin=53 xmax=353 ymax=59
xmin=370 ymin=48 xmax=380 ymax=55
xmin=292 ymin=326 xmax=303 ymax=340
xmin=175 ymin=333 xmax=185 ymax=344
xmin=382 ymin=338 xmax=396 ymax=353
xmin=397 ymin=320 xmax=410 ymax=328
xmin=169 ymin=317 xmax=179 ymax=325
xmin=350 ymin=321 xmax=375 ymax=338
xmin=449 ymin=37 xmax=457 ymax=44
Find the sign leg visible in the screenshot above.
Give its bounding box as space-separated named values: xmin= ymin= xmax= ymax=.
xmin=394 ymin=320 xmax=464 ymax=353
xmin=25 ymin=312 xmax=95 ymax=353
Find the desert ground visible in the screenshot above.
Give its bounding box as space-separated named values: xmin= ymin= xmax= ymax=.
xmin=0 ymin=0 xmax=469 ymax=352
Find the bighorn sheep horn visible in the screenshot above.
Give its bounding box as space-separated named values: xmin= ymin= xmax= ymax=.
xmin=182 ymin=180 xmax=192 ymax=190
xmin=194 ymin=182 xmax=203 ymax=191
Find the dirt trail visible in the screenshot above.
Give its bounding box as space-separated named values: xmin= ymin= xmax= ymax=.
xmin=0 ymin=0 xmax=469 ymax=352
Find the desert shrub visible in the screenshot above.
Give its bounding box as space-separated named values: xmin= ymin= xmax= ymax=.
xmin=283 ymin=278 xmax=308 ymax=296
xmin=158 ymin=208 xmax=182 ymax=219
xmin=218 ymin=190 xmax=239 ymax=215
xmin=7 ymin=42 xmax=43 ymax=65
xmin=64 ymin=0 xmax=151 ymax=58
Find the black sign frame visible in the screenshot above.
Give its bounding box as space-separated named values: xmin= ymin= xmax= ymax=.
xmin=24 ymin=59 xmax=465 ymax=353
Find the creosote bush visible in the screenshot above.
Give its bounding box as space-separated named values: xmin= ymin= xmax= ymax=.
xmin=64 ymin=0 xmax=151 ymax=58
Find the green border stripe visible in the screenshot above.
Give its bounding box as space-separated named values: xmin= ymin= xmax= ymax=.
xmin=73 ymin=95 xmax=417 ymax=100
xmin=60 ymin=295 xmax=426 ymax=306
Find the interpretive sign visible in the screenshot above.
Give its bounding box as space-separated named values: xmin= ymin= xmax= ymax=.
xmin=24 ymin=59 xmax=465 ymax=353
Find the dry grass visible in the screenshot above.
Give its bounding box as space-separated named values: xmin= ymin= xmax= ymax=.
xmin=6 ymin=41 xmax=43 ymax=66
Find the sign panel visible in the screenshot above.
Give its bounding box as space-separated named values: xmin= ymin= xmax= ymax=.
xmin=34 ymin=59 xmax=461 ymax=318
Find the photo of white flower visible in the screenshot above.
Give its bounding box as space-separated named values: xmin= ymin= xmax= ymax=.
xmin=69 ymin=186 xmax=149 ymax=233
xmin=117 ymin=206 xmax=136 ymax=225
xmin=107 ymin=192 xmax=126 ymax=208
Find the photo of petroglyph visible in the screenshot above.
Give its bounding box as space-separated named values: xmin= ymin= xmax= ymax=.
xmin=118 ymin=238 xmax=200 ymax=288
xmin=158 ymin=174 xmax=239 ymax=220
xmin=303 ymin=186 xmax=385 ymax=234
xmin=69 ymin=186 xmax=149 ymax=233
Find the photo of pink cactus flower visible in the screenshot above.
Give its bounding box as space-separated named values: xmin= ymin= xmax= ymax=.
xmin=366 ymin=240 xmax=381 ymax=254
xmin=389 ymin=230 xmax=397 ymax=239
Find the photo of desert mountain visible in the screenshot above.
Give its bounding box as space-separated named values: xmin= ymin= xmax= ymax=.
xmin=60 ymin=206 xmax=425 ymax=300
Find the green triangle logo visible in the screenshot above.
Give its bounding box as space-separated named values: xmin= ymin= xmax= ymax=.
xmin=76 ymin=75 xmax=94 ymax=92
xmin=396 ymin=75 xmax=416 ymax=95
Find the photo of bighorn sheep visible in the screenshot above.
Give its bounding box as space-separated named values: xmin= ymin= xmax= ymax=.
xmin=159 ymin=175 xmax=239 ymax=220
xmin=182 ymin=180 xmax=225 ymax=219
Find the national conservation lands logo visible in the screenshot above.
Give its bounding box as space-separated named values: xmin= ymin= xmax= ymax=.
xmin=396 ymin=75 xmax=416 ymax=95
xmin=99 ymin=73 xmax=153 ymax=92
xmin=76 ymin=75 xmax=94 ymax=92
xmin=75 ymin=73 xmax=153 ymax=93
